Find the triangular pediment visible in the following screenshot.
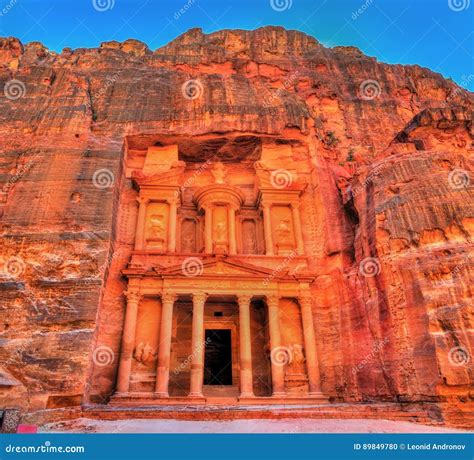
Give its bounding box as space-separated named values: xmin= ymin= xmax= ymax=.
xmin=154 ymin=256 xmax=289 ymax=279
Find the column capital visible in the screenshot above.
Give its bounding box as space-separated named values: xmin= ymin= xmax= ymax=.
xmin=136 ymin=196 xmax=150 ymax=205
xmin=124 ymin=289 xmax=142 ymax=304
xmin=168 ymin=196 xmax=180 ymax=206
xmin=261 ymin=201 xmax=272 ymax=210
xmin=298 ymin=296 xmax=313 ymax=309
xmin=161 ymin=292 xmax=177 ymax=304
xmin=237 ymin=294 xmax=253 ymax=305
xmin=266 ymin=295 xmax=280 ymax=309
xmin=192 ymin=292 xmax=208 ymax=305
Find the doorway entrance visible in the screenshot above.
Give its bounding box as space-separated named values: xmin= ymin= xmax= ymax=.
xmin=204 ymin=329 xmax=232 ymax=385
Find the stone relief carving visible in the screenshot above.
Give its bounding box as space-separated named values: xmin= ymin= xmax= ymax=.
xmin=146 ymin=213 xmax=166 ymax=251
xmin=211 ymin=161 xmax=227 ymax=184
xmin=134 ymin=342 xmax=157 ymax=365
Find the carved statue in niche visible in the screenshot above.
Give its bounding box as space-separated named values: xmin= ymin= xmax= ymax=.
xmin=214 ymin=220 xmax=228 ymax=243
xmin=211 ymin=161 xmax=227 ymax=184
xmin=275 ymin=219 xmax=292 ymax=244
xmin=134 ymin=342 xmax=157 ymax=365
xmin=242 ymin=219 xmax=258 ymax=254
xmin=181 ymin=219 xmax=197 ymax=253
xmin=147 ymin=214 xmax=166 ymax=251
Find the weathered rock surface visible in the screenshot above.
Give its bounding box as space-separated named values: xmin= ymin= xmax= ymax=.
xmin=0 ymin=27 xmax=472 ymax=428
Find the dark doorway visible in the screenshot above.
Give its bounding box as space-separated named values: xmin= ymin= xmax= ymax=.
xmin=204 ymin=329 xmax=232 ymax=385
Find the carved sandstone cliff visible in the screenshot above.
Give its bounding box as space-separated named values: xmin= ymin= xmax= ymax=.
xmin=0 ymin=27 xmax=472 ymax=427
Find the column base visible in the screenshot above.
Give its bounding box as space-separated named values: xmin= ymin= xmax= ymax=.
xmin=114 ymin=391 xmax=129 ymax=397
xmin=308 ymin=391 xmax=327 ymax=399
xmin=239 ymin=392 xmax=255 ymax=398
xmin=187 ymin=393 xmax=206 ymax=403
xmin=153 ymin=392 xmax=169 ymax=398
xmin=272 ymin=391 xmax=287 ymax=397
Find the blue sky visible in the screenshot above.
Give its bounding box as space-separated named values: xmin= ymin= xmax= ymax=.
xmin=0 ymin=0 xmax=473 ymax=88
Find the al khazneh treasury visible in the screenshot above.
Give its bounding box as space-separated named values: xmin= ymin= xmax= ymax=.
xmin=112 ymin=140 xmax=327 ymax=404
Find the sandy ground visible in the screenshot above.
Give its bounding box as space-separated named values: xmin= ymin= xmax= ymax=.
xmin=41 ymin=418 xmax=469 ymax=434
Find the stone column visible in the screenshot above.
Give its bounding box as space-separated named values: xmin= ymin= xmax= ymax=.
xmin=228 ymin=206 xmax=237 ymax=255
xmin=167 ymin=197 xmax=179 ymax=253
xmin=134 ymin=197 xmax=148 ymax=251
xmin=299 ymin=296 xmax=323 ymax=396
xmin=116 ymin=290 xmax=141 ymax=395
xmin=291 ymin=203 xmax=305 ymax=255
xmin=238 ymin=294 xmax=254 ymax=398
xmin=262 ymin=203 xmax=274 ymax=256
xmin=189 ymin=292 xmax=207 ymax=398
xmin=204 ymin=205 xmax=213 ymax=254
xmin=266 ymin=296 xmax=285 ymax=396
xmin=154 ymin=292 xmax=176 ymax=397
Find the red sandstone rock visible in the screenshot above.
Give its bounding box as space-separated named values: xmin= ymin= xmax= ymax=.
xmin=0 ymin=26 xmax=472 ymax=429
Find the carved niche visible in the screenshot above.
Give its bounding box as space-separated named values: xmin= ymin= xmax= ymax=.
xmin=271 ymin=205 xmax=296 ymax=255
xmin=145 ymin=203 xmax=169 ymax=251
